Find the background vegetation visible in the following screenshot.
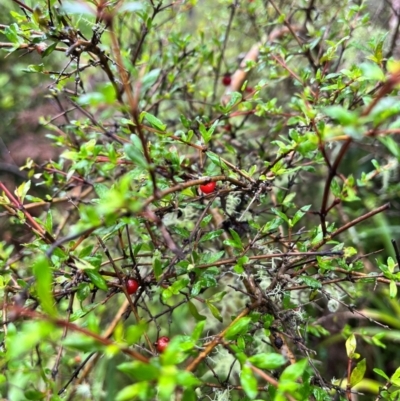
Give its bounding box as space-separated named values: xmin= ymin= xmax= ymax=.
xmin=1 ymin=0 xmax=400 ymax=400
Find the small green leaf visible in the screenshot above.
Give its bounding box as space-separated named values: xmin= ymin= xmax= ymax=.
xmin=191 ymin=321 xmax=206 ymax=341
xmin=141 ymin=111 xmax=166 ymax=131
xmin=324 ymin=106 xmax=359 ymax=126
xmin=116 ymin=382 xmax=149 ymax=401
xmin=224 ymin=317 xmax=252 ymax=340
xmin=200 ymin=229 xmax=224 ymax=242
xmin=223 ymin=91 xmax=242 ymax=112
xmin=125 ymin=321 xmax=147 ymax=345
xmin=248 ymin=353 xmax=287 ymax=370
xmin=188 ymin=301 xmax=206 ymax=321
xmin=292 ymin=205 xmax=311 ymax=226
xmin=85 ymin=270 xmax=108 ymax=291
xmin=240 ymin=365 xmax=258 ymax=399
xmin=387 ymin=257 xmax=396 ymax=273
xmin=44 ymin=210 xmax=53 ymax=233
xmin=300 ymin=276 xmax=322 ymax=289
xmin=391 ymin=366 xmax=400 ymax=381
xmin=6 ymin=321 xmax=54 ymax=359
xmin=390 ymin=280 xmax=397 ymax=298
xmin=346 ymin=334 xmax=357 ymax=358
xmin=162 ymin=278 xmax=190 ymax=302
xmin=208 ymin=291 xmax=227 ymax=303
xmin=33 ymin=255 xmax=56 ymax=316
xmin=271 ymin=208 xmax=289 ymax=223
xmin=350 ymin=358 xmax=366 ymax=387
xmin=63 ymin=333 xmax=103 ymax=352
xmin=15 ymin=180 xmax=31 ymax=203
xmin=228 ymin=228 xmax=243 ymax=249
xmin=206 ymin=301 xmax=223 ymax=322
xmin=153 ymin=256 xmax=163 ymax=280
xmin=118 ymin=361 xmax=159 ymax=381
xmin=206 ymin=152 xmax=228 ymax=169
xmin=373 ymin=368 xmax=389 ymax=380
xmin=140 ymin=68 xmax=161 ymax=91
xmin=94 ymin=183 xmax=109 ymax=199
xmin=360 ymin=62 xmax=385 ymax=81
xmin=280 ymin=359 xmax=307 ymax=382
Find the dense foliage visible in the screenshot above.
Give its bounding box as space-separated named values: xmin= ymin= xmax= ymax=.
xmin=1 ymin=0 xmax=400 ymax=400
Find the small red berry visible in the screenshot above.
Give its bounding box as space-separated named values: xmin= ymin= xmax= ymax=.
xmin=245 ymin=86 xmax=254 ymax=93
xmin=223 ymin=124 xmax=232 ymax=132
xmin=126 ymin=278 xmax=139 ymax=294
xmin=199 ymin=181 xmax=216 ymax=194
xmin=222 ymin=74 xmax=232 ymax=86
xmin=155 ymin=336 xmax=170 ymax=353
xmin=35 ymin=42 xmax=47 ymax=55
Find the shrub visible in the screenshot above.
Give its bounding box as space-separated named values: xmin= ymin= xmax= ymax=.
xmin=1 ymin=1 xmax=400 ymax=400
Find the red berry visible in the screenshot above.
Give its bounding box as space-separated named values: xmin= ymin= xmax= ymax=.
xmin=222 ymin=74 xmax=232 ymax=86
xmin=35 ymin=42 xmax=47 ymax=55
xmin=245 ymin=86 xmax=253 ymax=93
xmin=126 ymin=278 xmax=139 ymax=294
xmin=199 ymin=181 xmax=216 ymax=194
xmin=155 ymin=336 xmax=170 ymax=353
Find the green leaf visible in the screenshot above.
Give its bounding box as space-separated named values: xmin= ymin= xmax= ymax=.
xmin=182 ymin=388 xmax=196 ymax=401
xmin=223 ymin=91 xmax=242 ymax=112
xmin=292 ymin=205 xmax=311 ymax=226
xmin=188 ymin=301 xmax=207 ymax=321
xmin=162 ymin=278 xmax=190 ymax=302
xmin=206 ymin=301 xmax=223 ymax=322
xmin=158 ymin=367 xmax=177 ymax=401
xmin=360 ymin=62 xmax=385 ymax=81
xmin=124 ymin=134 xmax=148 ymax=167
xmin=33 ymin=255 xmax=56 ymax=316
xmin=228 ymin=228 xmax=243 ymax=249
xmin=153 ymin=256 xmax=163 ymax=279
xmin=208 ymin=291 xmax=227 ymax=303
xmin=44 ymin=210 xmax=53 ymax=233
xmin=324 ymin=105 xmax=359 ymax=126
xmin=346 ymin=334 xmax=357 ymax=358
xmin=4 ymin=23 xmax=21 ymax=44
xmin=94 ymin=183 xmax=109 ymax=199
xmin=141 ymin=111 xmax=166 ymax=131
xmin=271 ymin=208 xmax=289 ymax=223
xmin=118 ymin=361 xmax=159 ymax=381
xmin=248 ymin=353 xmax=287 ymax=370
xmin=199 ymin=120 xmax=219 ymax=143
xmin=240 ymin=365 xmax=258 ymax=399
xmin=206 ymin=152 xmax=228 ymax=169
xmin=125 ymin=321 xmax=147 ymax=345
xmin=15 ymin=180 xmax=31 ymax=203
xmin=41 ymin=41 xmax=58 ymax=58
xmin=176 ymin=370 xmax=201 ymax=387
xmin=391 ymin=366 xmax=400 ymax=382
xmin=62 ymin=333 xmax=103 ymax=353
xmin=300 ymin=276 xmax=322 ymax=289
xmin=350 ymin=358 xmax=366 ymax=387
xmin=140 ymin=68 xmax=161 ymax=91
xmin=387 ymin=257 xmax=396 ymax=273
xmin=85 ymin=270 xmax=108 ymax=291
xmin=280 ymin=359 xmax=307 ymax=382
xmin=224 ymin=317 xmax=252 ymax=340
xmin=6 ymin=321 xmax=54 ymax=359
xmin=199 ymin=229 xmax=224 ymax=242
xmin=191 ymin=320 xmax=206 ymax=341
xmin=116 ymin=382 xmax=150 ymax=401
xmin=373 ymin=368 xmax=389 ymax=380
xmin=390 ymin=280 xmax=397 ymax=298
